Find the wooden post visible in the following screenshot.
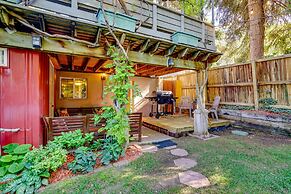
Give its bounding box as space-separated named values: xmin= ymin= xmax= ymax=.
xmin=251 ymin=60 xmax=259 ymax=110
xmin=152 ymin=3 xmax=158 ymax=33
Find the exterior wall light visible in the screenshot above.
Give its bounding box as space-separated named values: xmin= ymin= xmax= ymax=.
xmin=32 ymin=34 xmax=42 ymax=49
xmin=167 ymin=57 xmax=174 ymax=67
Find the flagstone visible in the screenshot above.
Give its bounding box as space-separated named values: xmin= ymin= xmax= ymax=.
xmin=141 ymin=145 xmax=158 ymax=153
xmin=170 ymin=148 xmax=188 ymax=156
xmin=174 ymin=158 xmax=197 ymax=170
xmin=178 ymin=170 xmax=210 ymax=188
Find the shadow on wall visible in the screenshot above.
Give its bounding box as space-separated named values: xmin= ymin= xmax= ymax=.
xmin=132 ymin=77 xmax=158 ymax=116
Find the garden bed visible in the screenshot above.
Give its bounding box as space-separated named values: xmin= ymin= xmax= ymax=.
xmin=219 ymin=109 xmax=291 ymax=136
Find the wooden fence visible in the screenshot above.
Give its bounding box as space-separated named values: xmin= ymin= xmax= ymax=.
xmin=173 ymin=54 xmax=291 ymax=109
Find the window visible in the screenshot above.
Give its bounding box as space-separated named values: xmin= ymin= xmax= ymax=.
xmin=0 ymin=48 xmax=8 ymax=68
xmin=60 ymin=77 xmax=87 ymax=99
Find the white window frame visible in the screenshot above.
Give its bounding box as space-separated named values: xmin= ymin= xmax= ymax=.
xmin=60 ymin=77 xmax=88 ymax=99
xmin=0 ymin=48 xmax=8 ymax=68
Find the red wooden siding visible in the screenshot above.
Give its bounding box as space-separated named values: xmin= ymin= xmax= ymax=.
xmin=0 ymin=48 xmax=49 ymax=148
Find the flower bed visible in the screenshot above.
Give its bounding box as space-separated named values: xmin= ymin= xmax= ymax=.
xmin=0 ymin=130 xmax=142 ymax=194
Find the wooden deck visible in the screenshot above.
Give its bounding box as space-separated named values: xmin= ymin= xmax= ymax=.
xmin=143 ymin=115 xmax=232 ymax=137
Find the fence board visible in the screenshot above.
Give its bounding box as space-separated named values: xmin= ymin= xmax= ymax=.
xmin=171 ymin=55 xmax=291 ymax=108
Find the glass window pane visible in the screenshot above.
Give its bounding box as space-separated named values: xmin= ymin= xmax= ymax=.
xmin=60 ymin=78 xmax=74 ymax=99
xmin=0 ymin=50 xmax=4 ymax=65
xmin=74 ymin=78 xmax=87 ymax=99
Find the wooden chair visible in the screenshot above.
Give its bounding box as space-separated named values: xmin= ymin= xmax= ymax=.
xmin=209 ymin=96 xmax=221 ymax=121
xmin=179 ymin=96 xmax=193 ymax=117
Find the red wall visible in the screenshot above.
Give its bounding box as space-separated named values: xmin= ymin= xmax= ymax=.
xmin=0 ymin=48 xmax=49 ymax=148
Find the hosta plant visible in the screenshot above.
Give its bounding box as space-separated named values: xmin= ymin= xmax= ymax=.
xmin=68 ymin=147 xmax=97 ymax=174
xmin=0 ymin=143 xmax=31 ymax=177
xmin=100 ymin=136 xmax=124 ymax=165
xmin=51 ymin=129 xmax=94 ymax=149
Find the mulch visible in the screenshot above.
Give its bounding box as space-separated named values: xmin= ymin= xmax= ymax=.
xmin=48 ymin=145 xmax=142 ymax=184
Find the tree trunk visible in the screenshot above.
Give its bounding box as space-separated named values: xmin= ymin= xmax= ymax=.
xmin=248 ymin=0 xmax=265 ymax=61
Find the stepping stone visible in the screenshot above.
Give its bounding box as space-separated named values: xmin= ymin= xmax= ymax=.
xmin=174 ymin=158 xmax=197 ymax=170
xmin=231 ymin=130 xmax=249 ymax=136
xmin=163 ymin=145 xmax=177 ymax=150
xmin=158 ymin=175 xmax=180 ymax=188
xmin=141 ymin=145 xmax=158 ymax=153
xmin=170 ymin=148 xmax=188 ymax=157
xmin=178 ymin=170 xmax=210 ymax=188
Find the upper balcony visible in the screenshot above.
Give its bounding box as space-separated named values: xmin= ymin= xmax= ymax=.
xmin=0 ymin=0 xmax=217 ymax=51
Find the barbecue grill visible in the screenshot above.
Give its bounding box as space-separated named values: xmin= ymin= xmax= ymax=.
xmin=147 ymin=91 xmax=176 ymax=119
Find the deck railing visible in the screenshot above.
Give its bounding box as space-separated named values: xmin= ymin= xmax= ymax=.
xmin=23 ymin=0 xmax=216 ymax=51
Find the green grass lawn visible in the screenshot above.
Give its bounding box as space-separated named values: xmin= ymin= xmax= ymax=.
xmin=41 ymin=133 xmax=291 ymax=194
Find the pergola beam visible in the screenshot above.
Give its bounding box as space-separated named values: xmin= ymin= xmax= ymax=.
xmin=165 ymin=45 xmax=176 ymax=56
xmin=138 ymin=39 xmax=150 ymax=53
xmin=0 ymin=29 xmax=204 ymax=70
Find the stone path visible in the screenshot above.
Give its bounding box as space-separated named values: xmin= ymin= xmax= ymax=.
xmin=140 ymin=143 xmax=210 ymax=189
xmin=174 ymin=158 xmax=197 ymax=170
xmin=170 ymin=148 xmax=188 ymax=157
xmin=178 ymin=171 xmax=211 ymax=188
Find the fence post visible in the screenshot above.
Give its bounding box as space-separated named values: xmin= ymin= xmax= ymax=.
xmin=251 ymin=60 xmax=259 ymax=110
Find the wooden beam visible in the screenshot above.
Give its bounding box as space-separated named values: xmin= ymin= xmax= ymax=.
xmin=93 ymin=28 xmax=102 ymax=46
xmin=137 ymin=66 xmax=160 ymax=74
xmin=165 ymin=45 xmax=176 ymax=56
xmin=93 ymin=59 xmax=105 ymax=72
xmin=48 ymin=54 xmax=61 ymax=69
xmin=0 ymin=29 xmax=202 ymax=70
xmin=38 ymin=14 xmax=46 ymax=32
xmin=146 ymin=41 xmax=160 ymax=55
xmin=178 ymin=48 xmax=189 ymax=58
xmin=201 ymin=53 xmax=211 ymax=61
xmin=67 ymin=55 xmax=75 ymax=71
xmin=119 ymin=33 xmax=126 ymax=45
xmin=71 ymin=21 xmax=77 ymax=37
xmin=81 ymin=57 xmax=90 ymax=71
xmin=144 ymin=67 xmax=168 ymax=75
xmin=190 ymin=51 xmax=201 ymax=60
xmin=138 ymin=39 xmax=150 ymax=53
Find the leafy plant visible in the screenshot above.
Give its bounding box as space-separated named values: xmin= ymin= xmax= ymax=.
xmin=90 ymin=139 xmax=103 ymax=151
xmin=0 ymin=143 xmax=31 ymax=178
xmin=259 ymin=97 xmax=278 ymax=107
xmin=51 ymin=129 xmax=94 ymax=149
xmin=99 ymin=137 xmax=124 ymax=165
xmin=68 ymin=147 xmax=97 ymax=174
xmin=2 ymin=170 xmax=49 ymax=194
xmin=24 ymin=143 xmax=67 ymax=174
xmin=94 ymin=46 xmax=140 ymax=150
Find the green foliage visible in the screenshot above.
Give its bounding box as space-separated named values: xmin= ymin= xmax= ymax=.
xmin=2 ymin=170 xmax=48 ymax=194
xmin=68 ymin=147 xmax=97 ymax=174
xmin=99 ymin=137 xmax=124 ymax=166
xmin=259 ymin=97 xmax=278 ymax=107
xmin=260 ymin=106 xmax=291 ymax=115
xmin=13 ymin=144 xmax=32 ymax=155
xmin=94 ymin=46 xmax=140 ymax=149
xmin=90 ymin=139 xmax=103 ymax=151
xmin=0 ymin=144 xmax=32 ymax=178
xmin=51 ymin=129 xmax=94 ymax=149
xmin=222 ymin=105 xmax=255 ymax=111
xmin=24 ymin=143 xmax=67 ymax=174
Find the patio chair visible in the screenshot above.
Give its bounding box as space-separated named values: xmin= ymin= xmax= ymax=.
xmin=209 ymin=96 xmax=221 ymax=121
xmin=178 ymin=96 xmax=193 ymax=117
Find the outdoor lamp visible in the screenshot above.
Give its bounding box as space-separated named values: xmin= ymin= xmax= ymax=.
xmin=167 ymin=57 xmax=174 ymax=67
xmin=32 ymin=34 xmax=42 ymax=49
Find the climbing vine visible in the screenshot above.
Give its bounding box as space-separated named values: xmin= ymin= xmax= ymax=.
xmin=94 ymin=46 xmax=140 ymax=149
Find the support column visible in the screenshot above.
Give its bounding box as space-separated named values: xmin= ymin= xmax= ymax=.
xmin=251 ymin=60 xmax=259 ymax=110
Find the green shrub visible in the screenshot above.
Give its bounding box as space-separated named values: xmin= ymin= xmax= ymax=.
xmin=68 ymin=147 xmax=97 ymax=174
xmin=2 ymin=169 xmax=49 ymax=194
xmin=24 ymin=143 xmax=67 ymax=174
xmin=259 ymin=97 xmax=278 ymax=107
xmin=100 ymin=137 xmax=124 ymax=165
xmin=51 ymin=129 xmax=94 ymax=149
xmin=0 ymin=143 xmax=31 ymax=177
xmin=90 ymin=139 xmax=103 ymax=151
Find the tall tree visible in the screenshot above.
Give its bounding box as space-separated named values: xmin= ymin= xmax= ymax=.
xmin=247 ymin=0 xmax=265 ymax=60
